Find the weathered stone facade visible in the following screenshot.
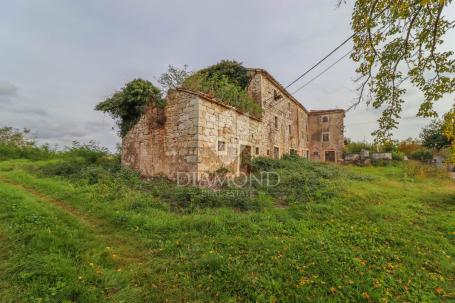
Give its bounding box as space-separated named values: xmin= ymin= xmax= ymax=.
xmin=122 ymin=69 xmax=345 ymax=182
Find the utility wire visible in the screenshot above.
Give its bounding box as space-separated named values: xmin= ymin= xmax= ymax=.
xmin=284 ymin=34 xmax=354 ymax=90
xmin=291 ymin=49 xmax=353 ymax=95
xmin=264 ymin=49 xmax=352 ymax=114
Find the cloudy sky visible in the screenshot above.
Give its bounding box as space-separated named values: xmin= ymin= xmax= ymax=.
xmin=1 ymin=0 xmax=454 ymax=150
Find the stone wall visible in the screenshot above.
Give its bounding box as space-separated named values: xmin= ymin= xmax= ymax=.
xmin=122 ymin=90 xmax=199 ymax=180
xmin=307 ymin=110 xmax=345 ymax=162
xmin=248 ymin=70 xmax=310 ymax=159
xmin=122 ymin=69 xmax=346 ymax=182
xmin=196 ymin=94 xmax=261 ymax=177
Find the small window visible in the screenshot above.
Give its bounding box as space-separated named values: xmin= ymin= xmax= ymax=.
xmin=288 ymin=102 xmax=291 ymax=111
xmin=274 ymin=116 xmax=278 ymax=129
xmin=313 ymin=151 xmax=319 ymax=156
xmin=267 ymin=149 xmax=270 ymax=156
xmin=322 ymin=132 xmax=330 ymax=142
xmin=218 ymin=141 xmax=226 ymax=151
xmin=290 ymin=149 xmax=297 ymax=156
xmin=273 ymin=90 xmax=282 ymax=101
xmin=255 ymin=147 xmax=259 ymax=155
xmin=289 ymin=125 xmax=292 ymax=136
xmin=321 ymin=115 xmax=329 ymax=123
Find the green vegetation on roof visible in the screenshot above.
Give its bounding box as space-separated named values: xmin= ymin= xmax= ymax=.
xmin=182 ymin=60 xmax=262 ymax=117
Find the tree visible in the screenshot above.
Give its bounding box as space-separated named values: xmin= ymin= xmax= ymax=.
xmin=443 ymin=106 xmax=455 ymax=162
xmin=419 ymin=117 xmax=451 ymax=151
xmin=158 ymin=65 xmax=193 ymax=92
xmin=193 ymin=60 xmax=251 ymax=89
xmin=0 ymin=127 xmax=33 ymax=147
xmin=342 ymin=0 xmax=455 ymax=142
xmin=95 ymin=79 xmax=163 ymax=137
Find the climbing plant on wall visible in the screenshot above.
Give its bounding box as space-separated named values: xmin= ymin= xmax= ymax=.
xmin=95 ymin=79 xmax=163 ymax=137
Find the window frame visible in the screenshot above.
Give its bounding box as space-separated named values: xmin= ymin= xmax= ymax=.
xmin=322 ymin=132 xmax=330 ymax=142
xmin=217 ymin=140 xmax=226 ymax=152
xmin=321 ymin=115 xmax=329 ymax=123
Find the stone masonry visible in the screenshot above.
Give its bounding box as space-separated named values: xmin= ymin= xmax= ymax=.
xmin=122 ymin=69 xmax=345 ymax=182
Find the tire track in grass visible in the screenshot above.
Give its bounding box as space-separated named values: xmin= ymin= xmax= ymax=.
xmin=0 ymin=175 xmax=148 ymax=265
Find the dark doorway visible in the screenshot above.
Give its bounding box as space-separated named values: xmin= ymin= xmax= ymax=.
xmin=273 ymin=146 xmax=280 ymax=159
xmin=324 ymin=151 xmax=336 ymax=162
xmin=240 ymin=145 xmax=252 ymax=174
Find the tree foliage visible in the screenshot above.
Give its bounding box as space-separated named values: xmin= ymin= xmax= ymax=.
xmin=343 ymin=0 xmax=455 ymax=142
xmin=443 ymin=106 xmax=455 ymax=162
xmin=0 ymin=127 xmax=33 ymax=147
xmin=182 ymin=60 xmax=261 ymax=116
xmin=158 ymin=65 xmax=193 ymax=92
xmin=419 ymin=117 xmax=451 ymax=151
xmin=95 ymin=79 xmax=163 ymax=137
xmin=194 ymin=60 xmax=251 ymax=89
xmin=0 ymin=126 xmax=53 ymax=160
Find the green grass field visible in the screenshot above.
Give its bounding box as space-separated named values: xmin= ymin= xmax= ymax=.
xmin=0 ymin=158 xmax=454 ymax=302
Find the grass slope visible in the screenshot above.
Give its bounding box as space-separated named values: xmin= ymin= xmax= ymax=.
xmin=0 ymin=159 xmax=454 ymax=302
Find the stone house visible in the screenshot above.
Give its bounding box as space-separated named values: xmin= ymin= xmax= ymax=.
xmin=122 ymin=68 xmax=345 ymax=182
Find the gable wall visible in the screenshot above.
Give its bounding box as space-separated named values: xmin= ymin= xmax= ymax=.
xmin=121 ymin=90 xmax=199 ymax=179
xmin=308 ymin=111 xmax=345 ymax=162
xmin=250 ymin=72 xmax=310 ymax=158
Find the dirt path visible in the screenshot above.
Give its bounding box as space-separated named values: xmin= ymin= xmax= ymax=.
xmin=0 ymin=175 xmax=148 ymax=264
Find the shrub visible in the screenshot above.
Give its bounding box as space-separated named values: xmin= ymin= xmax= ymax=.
xmin=392 ymin=151 xmax=405 ymax=161
xmin=344 ymin=142 xmax=373 ymax=153
xmin=182 ymin=61 xmax=262 ymax=117
xmin=63 ymin=141 xmax=110 ymax=164
xmin=410 ymin=149 xmax=433 ymax=161
xmin=250 ymin=156 xmax=345 ymax=204
xmin=0 ymin=127 xmax=54 ymax=160
xmin=405 ymin=161 xmax=448 ymax=179
xmin=95 ymin=79 xmax=164 ymax=137
xmin=195 ymin=60 xmax=251 ymax=89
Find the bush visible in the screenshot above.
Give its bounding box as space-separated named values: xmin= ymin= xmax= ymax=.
xmin=182 ymin=61 xmax=262 ymax=117
xmin=344 ymin=142 xmax=373 ymax=153
xmin=410 ymin=149 xmax=433 ymax=161
xmin=392 ymin=151 xmax=405 ymax=161
xmin=95 ymin=79 xmax=164 ymax=137
xmin=63 ymin=141 xmax=110 ymax=164
xmin=250 ymin=156 xmax=345 ymax=204
xmin=405 ymin=161 xmax=448 ymax=179
xmin=0 ymin=127 xmax=54 ymax=160
xmin=195 ymin=60 xmax=251 ymax=89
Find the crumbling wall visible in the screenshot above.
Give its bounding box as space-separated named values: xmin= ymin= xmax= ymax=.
xmin=121 ymin=90 xmax=199 ymax=179
xmin=196 ymin=93 xmax=261 ymax=177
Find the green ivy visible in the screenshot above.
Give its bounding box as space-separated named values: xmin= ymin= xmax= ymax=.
xmin=183 ymin=61 xmax=261 ymax=117
xmin=95 ymin=79 xmax=163 ymax=137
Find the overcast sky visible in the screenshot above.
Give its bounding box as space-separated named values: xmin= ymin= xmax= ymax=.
xmin=1 ymin=0 xmax=454 ymax=150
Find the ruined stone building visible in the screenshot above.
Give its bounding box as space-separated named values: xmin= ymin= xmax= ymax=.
xmin=122 ymin=69 xmax=345 ymax=181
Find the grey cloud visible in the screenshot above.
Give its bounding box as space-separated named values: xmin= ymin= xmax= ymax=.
xmin=0 ymin=104 xmax=50 ymax=117
xmin=85 ymin=120 xmax=113 ymax=132
xmin=1 ymin=0 xmax=453 ymax=147
xmin=0 ymin=97 xmax=11 ymax=104
xmin=0 ymin=82 xmax=18 ymax=96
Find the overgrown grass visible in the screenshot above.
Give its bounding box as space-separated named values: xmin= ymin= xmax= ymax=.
xmin=0 ymin=157 xmax=454 ymax=302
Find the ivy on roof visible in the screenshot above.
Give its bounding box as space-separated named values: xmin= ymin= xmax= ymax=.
xmin=182 ymin=60 xmax=262 ymax=117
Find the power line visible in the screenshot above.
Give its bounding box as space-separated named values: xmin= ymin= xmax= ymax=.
xmin=291 ymin=49 xmax=353 ymax=95
xmin=263 ymin=50 xmax=352 ymax=115
xmin=284 ymin=34 xmax=354 ymax=90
